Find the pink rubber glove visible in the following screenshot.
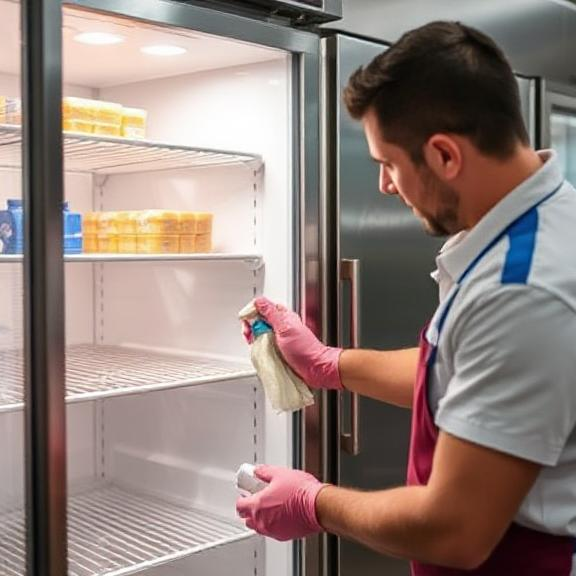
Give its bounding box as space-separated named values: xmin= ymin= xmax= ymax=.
xmin=236 ymin=465 xmax=327 ymax=541
xmin=252 ymin=297 xmax=343 ymax=390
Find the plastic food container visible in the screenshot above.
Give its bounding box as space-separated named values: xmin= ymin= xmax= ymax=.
xmin=93 ymin=101 xmax=122 ymax=137
xmin=137 ymin=234 xmax=179 ymax=254
xmin=121 ymin=107 xmax=147 ymax=139
xmin=179 ymin=212 xmax=213 ymax=235
xmin=5 ymin=97 xmax=21 ymax=125
xmin=118 ymin=235 xmax=138 ymax=253
xmin=83 ymin=235 xmax=98 ymax=253
xmin=179 ymin=235 xmax=196 ymax=253
xmin=195 ymin=233 xmax=212 ymax=253
xmin=136 ymin=210 xmax=180 ymax=235
xmin=0 ymin=96 xmax=6 ymax=124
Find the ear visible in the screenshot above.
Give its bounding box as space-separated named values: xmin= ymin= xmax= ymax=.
xmin=423 ymin=134 xmax=462 ymax=181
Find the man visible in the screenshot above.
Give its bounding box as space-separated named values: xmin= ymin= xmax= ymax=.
xmin=237 ymin=21 xmax=576 ymax=575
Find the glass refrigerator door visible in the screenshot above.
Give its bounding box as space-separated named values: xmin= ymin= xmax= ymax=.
xmin=56 ymin=1 xmax=320 ymax=576
xmin=551 ymin=106 xmax=576 ymax=187
xmin=0 ymin=1 xmax=26 ymax=573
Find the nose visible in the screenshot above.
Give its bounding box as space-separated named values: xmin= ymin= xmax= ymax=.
xmin=379 ymin=165 xmax=397 ymax=195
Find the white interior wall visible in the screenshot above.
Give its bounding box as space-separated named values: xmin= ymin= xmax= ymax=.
xmin=97 ymin=58 xmax=294 ymax=576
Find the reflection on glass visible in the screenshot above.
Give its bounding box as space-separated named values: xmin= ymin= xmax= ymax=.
xmin=551 ymin=110 xmax=576 ymax=187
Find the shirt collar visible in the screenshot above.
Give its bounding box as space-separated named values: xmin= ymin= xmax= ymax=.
xmin=436 ymin=150 xmax=564 ymax=285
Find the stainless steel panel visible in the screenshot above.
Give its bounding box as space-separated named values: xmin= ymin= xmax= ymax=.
xmin=328 ymin=0 xmax=576 ymax=88
xmin=323 ymin=33 xmax=442 ymax=576
xmin=517 ymin=75 xmax=538 ymax=147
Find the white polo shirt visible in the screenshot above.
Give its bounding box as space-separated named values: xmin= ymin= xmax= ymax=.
xmin=428 ymin=150 xmax=576 ymax=536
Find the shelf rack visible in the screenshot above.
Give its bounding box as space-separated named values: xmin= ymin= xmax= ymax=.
xmin=0 ymin=484 xmax=253 ymax=576
xmin=0 ymin=124 xmax=262 ymax=174
xmin=0 ymin=253 xmax=263 ymax=268
xmin=0 ymin=344 xmax=256 ymax=413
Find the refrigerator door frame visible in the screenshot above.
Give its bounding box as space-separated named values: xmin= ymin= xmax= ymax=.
xmin=516 ymin=74 xmax=541 ymax=148
xmin=541 ymin=83 xmax=576 ymax=150
xmin=22 ymin=1 xmax=68 ymax=575
xmin=184 ymin=0 xmax=343 ymax=24
xmin=58 ymin=1 xmax=322 ymax=575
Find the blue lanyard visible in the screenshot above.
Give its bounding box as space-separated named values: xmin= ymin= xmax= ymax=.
xmin=428 ymin=180 xmax=565 ymax=366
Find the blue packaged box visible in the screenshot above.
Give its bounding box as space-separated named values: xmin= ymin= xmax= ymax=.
xmin=0 ymin=199 xmax=23 ymax=254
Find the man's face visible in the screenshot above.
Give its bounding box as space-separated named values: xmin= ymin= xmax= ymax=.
xmin=362 ymin=109 xmax=460 ymax=236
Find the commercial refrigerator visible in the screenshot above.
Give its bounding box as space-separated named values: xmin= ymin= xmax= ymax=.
xmin=320 ymin=32 xmax=543 ymax=576
xmin=0 ymin=1 xmax=339 ymax=575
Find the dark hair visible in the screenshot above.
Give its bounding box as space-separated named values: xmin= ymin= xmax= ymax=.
xmin=344 ymin=21 xmax=529 ymax=163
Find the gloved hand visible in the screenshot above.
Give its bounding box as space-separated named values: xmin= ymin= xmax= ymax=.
xmin=245 ymin=297 xmax=343 ymax=390
xmin=236 ymin=465 xmax=327 ymax=541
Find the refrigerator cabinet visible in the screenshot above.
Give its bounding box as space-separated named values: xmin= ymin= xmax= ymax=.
xmin=0 ymin=1 xmax=326 ymax=575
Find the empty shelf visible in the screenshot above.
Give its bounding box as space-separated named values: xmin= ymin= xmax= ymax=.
xmin=0 ymin=124 xmax=261 ymax=174
xmin=0 ymin=484 xmax=253 ymax=576
xmin=0 ymin=344 xmax=255 ymax=413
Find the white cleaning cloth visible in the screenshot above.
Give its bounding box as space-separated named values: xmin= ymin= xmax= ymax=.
xmin=239 ymin=300 xmax=314 ymax=413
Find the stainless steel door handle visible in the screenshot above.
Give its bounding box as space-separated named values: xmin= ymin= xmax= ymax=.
xmin=340 ymin=259 xmax=360 ymax=456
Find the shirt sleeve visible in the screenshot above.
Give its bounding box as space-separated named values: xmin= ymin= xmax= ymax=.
xmin=435 ymin=284 xmax=576 ymax=466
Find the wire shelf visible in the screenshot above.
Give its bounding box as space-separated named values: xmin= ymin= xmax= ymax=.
xmin=0 ymin=344 xmax=255 ymax=413
xmin=0 ymin=124 xmax=261 ymax=174
xmin=0 ymin=484 xmax=253 ymax=576
xmin=0 ymin=253 xmax=263 ymax=269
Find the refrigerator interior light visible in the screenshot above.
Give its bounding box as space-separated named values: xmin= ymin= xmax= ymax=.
xmin=74 ymin=31 xmax=125 ymax=45
xmin=140 ymin=45 xmax=187 ymax=56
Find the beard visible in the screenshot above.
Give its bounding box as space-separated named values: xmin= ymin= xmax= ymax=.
xmin=415 ymin=166 xmax=460 ymax=237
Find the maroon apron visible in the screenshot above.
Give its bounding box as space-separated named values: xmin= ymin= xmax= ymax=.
xmin=407 ymin=178 xmax=574 ymax=575
xmin=407 ymin=327 xmax=574 ymax=575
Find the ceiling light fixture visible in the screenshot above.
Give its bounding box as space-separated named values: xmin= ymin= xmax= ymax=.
xmin=140 ymin=45 xmax=187 ymax=56
xmin=74 ymin=32 xmax=125 ymax=46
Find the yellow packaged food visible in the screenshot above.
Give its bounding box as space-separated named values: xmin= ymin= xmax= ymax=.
xmin=179 ymin=235 xmax=196 ymax=253
xmin=118 ymin=235 xmax=138 ymax=253
xmin=121 ymin=107 xmax=147 ymax=140
xmin=179 ymin=212 xmax=213 ymax=234
xmin=83 ymin=212 xmax=100 ymax=235
xmin=83 ymin=235 xmax=98 ymax=253
xmin=97 ymin=235 xmax=119 ymax=253
xmin=97 ymin=212 xmax=119 ymax=235
xmin=94 ymin=101 xmax=123 ymax=125
xmin=63 ymin=120 xmax=93 ymax=134
xmin=93 ymin=123 xmax=122 ymax=137
xmin=62 ymin=97 xmax=95 ymax=123
xmin=136 ymin=210 xmax=180 ymax=235
xmin=137 ymin=234 xmax=179 ymax=254
xmin=116 ymin=211 xmax=138 ymax=234
xmin=195 ymin=233 xmax=212 ymax=253
xmin=92 ymin=100 xmax=122 ymax=137
xmin=0 ymin=96 xmax=6 ymax=124
xmin=5 ymin=97 xmax=21 ymax=125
